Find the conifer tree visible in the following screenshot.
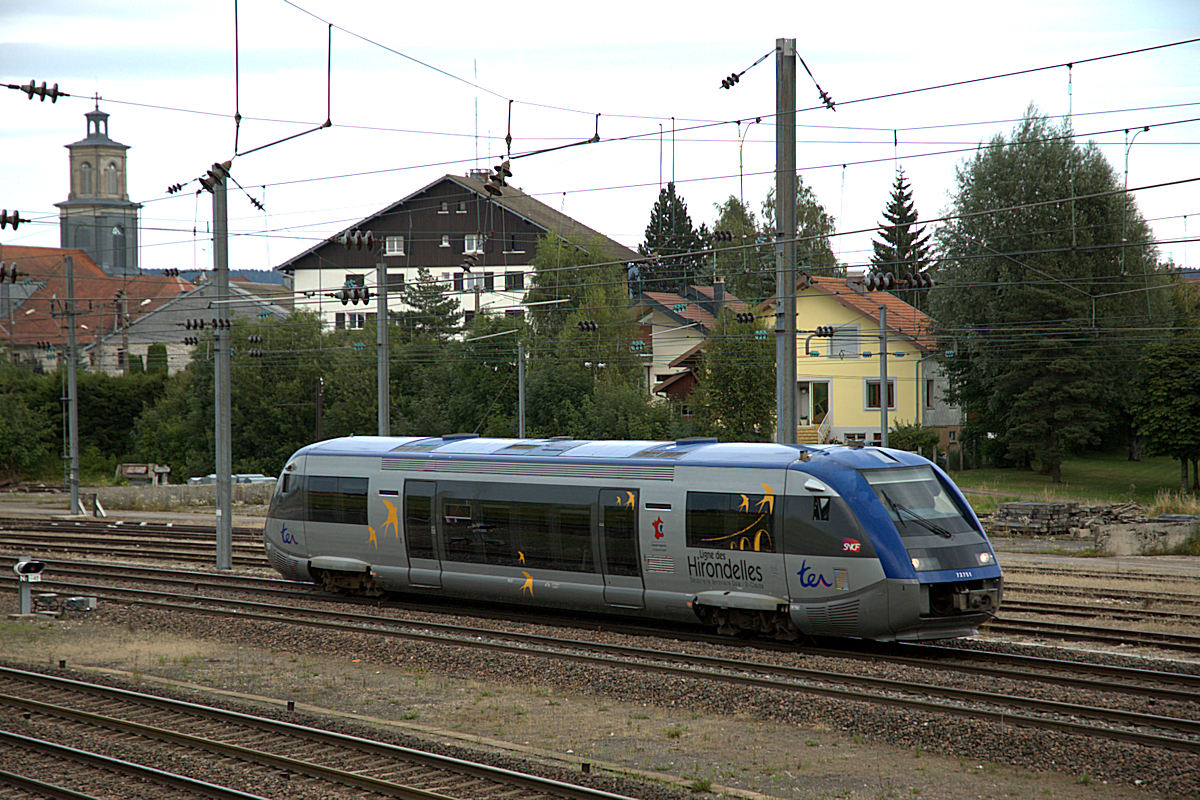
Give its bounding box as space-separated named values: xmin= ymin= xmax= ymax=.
xmin=396 ymin=267 xmax=461 ymax=340
xmin=637 ymin=182 xmax=705 ymax=293
xmin=870 ymin=168 xmax=931 ymax=308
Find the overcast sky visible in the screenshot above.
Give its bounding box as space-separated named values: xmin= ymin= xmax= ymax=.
xmin=2 ymin=0 xmax=1198 ymax=279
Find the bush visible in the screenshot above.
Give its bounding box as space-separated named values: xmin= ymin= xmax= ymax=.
xmin=888 ymin=421 xmax=939 ymax=453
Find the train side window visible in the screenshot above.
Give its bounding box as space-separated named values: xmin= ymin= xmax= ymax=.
xmin=686 ymin=491 xmax=776 ymax=553
xmin=813 ymin=497 xmax=831 ymax=521
xmin=511 ymin=501 xmax=553 ymax=568
xmin=404 ymin=489 xmax=434 ymax=559
xmin=555 ymin=505 xmax=594 ymax=572
xmin=602 ymin=500 xmax=640 ymax=576
xmin=307 ymin=476 xmax=339 ymax=523
xmin=442 ymin=500 xmax=480 ymax=563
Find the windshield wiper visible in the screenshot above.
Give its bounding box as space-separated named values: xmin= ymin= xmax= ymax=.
xmin=882 ymin=491 xmax=953 ymax=539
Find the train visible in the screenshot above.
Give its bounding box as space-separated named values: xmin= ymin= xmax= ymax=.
xmin=262 ymin=434 xmax=1001 ymax=641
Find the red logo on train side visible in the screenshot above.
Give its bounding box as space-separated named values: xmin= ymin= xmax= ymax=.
xmin=842 ymin=538 xmax=862 ymax=553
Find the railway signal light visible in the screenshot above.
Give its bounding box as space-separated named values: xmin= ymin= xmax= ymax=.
xmin=0 ymin=209 xmax=22 ymax=230
xmin=576 ymin=320 xmax=598 ymax=332
xmin=485 ymin=160 xmax=511 ymax=196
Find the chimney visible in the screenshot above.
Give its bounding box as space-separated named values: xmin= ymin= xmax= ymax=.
xmin=713 ymin=276 xmax=725 ymax=316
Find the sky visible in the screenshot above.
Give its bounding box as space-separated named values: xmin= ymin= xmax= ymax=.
xmin=2 ymin=0 xmax=1198 ymax=279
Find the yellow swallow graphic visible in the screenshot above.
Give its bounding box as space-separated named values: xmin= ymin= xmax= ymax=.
xmin=518 ymin=551 xmax=526 ymax=565
xmin=520 ymin=571 xmax=534 ymax=597
xmin=624 ymin=491 xmax=635 ymax=508
xmin=756 ymin=483 xmax=774 ymax=514
xmin=366 ymin=525 xmax=378 ymax=549
xmin=380 ymin=499 xmax=399 ymax=538
xmin=738 ymin=494 xmax=750 ymax=512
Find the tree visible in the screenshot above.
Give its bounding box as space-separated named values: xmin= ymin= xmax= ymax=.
xmin=1131 ymin=281 xmax=1200 ymax=491
xmin=637 ymin=182 xmax=706 ymax=293
xmin=870 ymin=168 xmax=932 ymax=309
xmin=395 ymin=267 xmax=461 ymax=341
xmin=886 ymin=421 xmax=939 ymax=454
xmin=931 ymin=107 xmax=1169 ymax=481
xmin=711 ymin=196 xmax=773 ymax=302
xmin=691 ymin=311 xmax=775 ymax=441
xmin=0 ymin=396 xmax=52 ymax=481
xmin=762 ymin=174 xmax=840 ymax=281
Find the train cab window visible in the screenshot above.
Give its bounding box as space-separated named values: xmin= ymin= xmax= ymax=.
xmin=686 ymin=491 xmax=776 ymax=553
xmin=813 ymin=497 xmax=831 ymax=521
xmin=307 ymin=476 xmax=368 ymax=525
xmin=269 ymin=471 xmax=306 ymax=520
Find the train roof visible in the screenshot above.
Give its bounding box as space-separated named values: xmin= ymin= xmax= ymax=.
xmin=291 ymin=435 xmax=931 ymax=472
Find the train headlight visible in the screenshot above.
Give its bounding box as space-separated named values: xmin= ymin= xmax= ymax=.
xmin=977 ymin=551 xmax=994 ymax=565
xmin=911 ymin=557 xmax=922 ymax=571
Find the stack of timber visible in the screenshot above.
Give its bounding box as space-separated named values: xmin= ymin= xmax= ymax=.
xmin=989 ymin=501 xmax=1146 ymax=537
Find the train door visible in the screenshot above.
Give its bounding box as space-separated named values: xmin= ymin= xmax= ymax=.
xmin=404 ymin=480 xmax=442 ymax=588
xmin=598 ymin=489 xmax=644 ymax=609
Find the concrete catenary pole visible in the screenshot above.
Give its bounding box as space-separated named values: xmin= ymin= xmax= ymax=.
xmin=775 ymin=37 xmax=797 ymax=445
xmin=376 ymin=256 xmax=389 ymax=436
xmin=213 ymin=171 xmax=232 ymax=571
xmin=64 ymin=255 xmax=80 ymax=515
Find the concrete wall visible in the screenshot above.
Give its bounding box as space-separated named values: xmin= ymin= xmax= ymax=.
xmin=94 ymin=483 xmax=274 ymax=510
xmin=1094 ymin=521 xmax=1198 ymax=556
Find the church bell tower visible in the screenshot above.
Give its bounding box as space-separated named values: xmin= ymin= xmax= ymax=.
xmin=55 ymin=100 xmax=141 ymax=275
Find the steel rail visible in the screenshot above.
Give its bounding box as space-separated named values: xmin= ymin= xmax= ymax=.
xmin=6 ymin=566 xmax=1200 ymax=699
xmin=0 ymin=767 xmax=108 ymax=800
xmin=0 ymin=667 xmax=639 ymax=800
xmin=0 ymin=729 xmax=271 ymax=800
xmin=9 ymin=583 xmax=1199 ymax=753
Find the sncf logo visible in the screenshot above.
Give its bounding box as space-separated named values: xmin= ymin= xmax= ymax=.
xmin=842 ymin=538 xmax=862 ymax=553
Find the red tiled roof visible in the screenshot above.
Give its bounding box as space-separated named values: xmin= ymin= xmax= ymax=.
xmin=640 ymin=291 xmax=716 ymax=329
xmin=776 ymin=275 xmax=935 ymax=351
xmin=686 ymin=283 xmax=750 ymax=313
xmin=0 ymin=245 xmax=193 ymax=347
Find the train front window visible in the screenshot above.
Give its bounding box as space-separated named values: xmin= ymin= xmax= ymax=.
xmin=861 ymin=466 xmax=975 ymax=538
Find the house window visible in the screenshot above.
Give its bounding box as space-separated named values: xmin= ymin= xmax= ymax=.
xmin=465 ymin=274 xmax=485 ymax=291
xmin=456 ymin=201 xmax=468 ymax=213
xmin=441 ymin=272 xmax=452 ymax=284
xmin=440 ymin=235 xmax=451 ymax=248
xmin=504 ymin=234 xmax=524 ymax=253
xmin=384 ymin=235 xmax=405 ymax=256
xmin=504 ymin=271 xmax=525 ymax=291
xmin=464 ymin=310 xmax=476 ymax=326
xmin=454 ymin=273 xmax=464 ymax=292
xmin=335 ymin=312 xmax=346 ymax=329
xmin=925 ymin=379 xmax=935 ymax=409
xmin=387 ymin=272 xmax=405 ymax=292
xmin=344 ymin=273 xmax=365 ymax=288
xmin=948 ymin=430 xmax=958 ymax=443
xmin=845 ymin=432 xmax=866 ymax=443
xmin=348 ymin=313 xmax=366 ymax=330
xmin=484 ymin=272 xmax=495 ymax=292
xmin=105 ymin=162 xmax=119 ymax=194
xmin=80 ymin=162 xmax=93 ymax=194
xmin=828 ymin=325 xmax=859 ymax=359
xmin=464 ymin=233 xmax=484 ymax=254
xmin=438 ymin=201 xmax=449 ymax=214
xmin=865 ymin=379 xmax=896 ymax=410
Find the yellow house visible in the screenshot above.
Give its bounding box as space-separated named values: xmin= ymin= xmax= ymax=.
xmin=775 ymin=276 xmax=959 ymax=446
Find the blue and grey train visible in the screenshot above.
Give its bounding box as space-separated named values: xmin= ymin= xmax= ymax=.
xmin=263 ymin=435 xmax=1001 ymax=641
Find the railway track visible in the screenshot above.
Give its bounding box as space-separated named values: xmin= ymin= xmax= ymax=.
xmin=0 ymin=666 xmax=639 ymax=800
xmin=4 ymin=563 xmax=1199 ymax=756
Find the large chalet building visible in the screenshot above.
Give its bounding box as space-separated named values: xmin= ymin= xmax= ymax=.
xmin=275 ymin=171 xmax=639 ymax=329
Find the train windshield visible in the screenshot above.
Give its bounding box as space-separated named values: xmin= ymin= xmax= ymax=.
xmin=861 ymin=466 xmax=977 ymax=538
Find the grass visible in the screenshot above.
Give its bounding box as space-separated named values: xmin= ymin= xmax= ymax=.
xmin=948 ymin=452 xmax=1189 ymax=506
